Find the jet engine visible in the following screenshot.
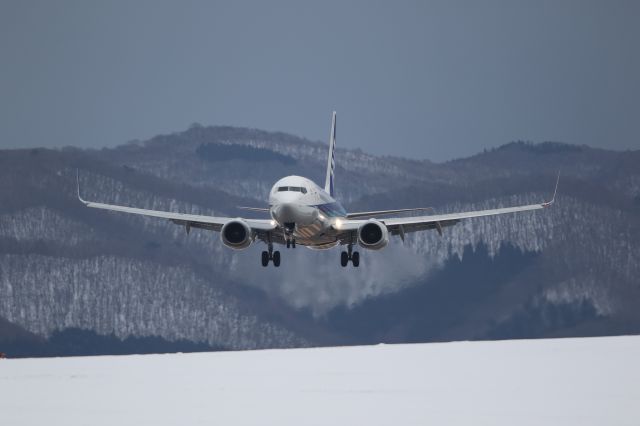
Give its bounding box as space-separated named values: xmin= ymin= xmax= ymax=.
xmin=221 ymin=219 xmax=252 ymax=249
xmin=357 ymin=220 xmax=389 ymax=250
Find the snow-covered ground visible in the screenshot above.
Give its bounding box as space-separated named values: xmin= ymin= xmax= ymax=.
xmin=1 ymin=336 xmax=639 ymax=425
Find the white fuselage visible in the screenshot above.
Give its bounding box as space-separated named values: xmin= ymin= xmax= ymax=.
xmin=268 ymin=175 xmax=347 ymax=249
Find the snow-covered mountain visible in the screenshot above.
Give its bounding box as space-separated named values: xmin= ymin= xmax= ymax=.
xmin=0 ymin=126 xmax=638 ymax=356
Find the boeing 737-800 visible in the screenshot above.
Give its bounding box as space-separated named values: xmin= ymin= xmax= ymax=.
xmin=78 ymin=112 xmax=558 ymax=267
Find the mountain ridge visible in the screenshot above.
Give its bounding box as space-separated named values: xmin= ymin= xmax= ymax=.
xmin=0 ymin=125 xmax=638 ymax=357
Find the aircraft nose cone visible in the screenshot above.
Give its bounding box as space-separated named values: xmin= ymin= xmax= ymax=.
xmin=273 ymin=202 xmax=297 ymax=223
xmin=272 ymin=202 xmax=318 ymax=226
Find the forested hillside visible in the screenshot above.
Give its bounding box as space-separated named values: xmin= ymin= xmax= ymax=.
xmin=1 ymin=125 xmax=638 ymax=356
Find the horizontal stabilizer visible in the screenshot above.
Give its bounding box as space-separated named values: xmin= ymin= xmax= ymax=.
xmin=237 ymin=206 xmax=271 ymax=212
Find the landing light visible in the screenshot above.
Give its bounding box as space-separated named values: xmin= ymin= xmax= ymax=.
xmin=334 ymin=219 xmax=343 ymax=230
xmin=270 ymin=220 xmax=276 ymax=226
xmin=318 ymin=213 xmax=326 ymax=221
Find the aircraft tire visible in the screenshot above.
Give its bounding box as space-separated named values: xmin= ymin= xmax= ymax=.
xmin=273 ymin=251 xmax=281 ymax=267
xmin=352 ymin=251 xmax=360 ymax=267
xmin=261 ymin=251 xmax=269 ymax=267
xmin=340 ymin=251 xmax=349 ymax=267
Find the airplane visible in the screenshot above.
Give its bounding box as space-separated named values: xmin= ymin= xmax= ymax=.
xmin=78 ymin=111 xmax=559 ymax=268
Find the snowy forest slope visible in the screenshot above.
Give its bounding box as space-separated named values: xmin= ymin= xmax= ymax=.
xmin=0 ymin=125 xmax=638 ymax=355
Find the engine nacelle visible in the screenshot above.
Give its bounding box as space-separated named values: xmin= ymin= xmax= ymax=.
xmin=221 ymin=219 xmax=253 ymax=249
xmin=357 ymin=220 xmax=389 ymax=250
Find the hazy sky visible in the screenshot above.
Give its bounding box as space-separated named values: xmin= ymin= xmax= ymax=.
xmin=1 ymin=0 xmax=638 ymax=161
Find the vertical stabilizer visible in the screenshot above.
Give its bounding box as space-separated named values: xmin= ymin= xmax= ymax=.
xmin=324 ymin=111 xmax=337 ymax=196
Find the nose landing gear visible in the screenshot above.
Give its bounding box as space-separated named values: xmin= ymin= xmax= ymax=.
xmin=284 ymin=222 xmax=296 ymax=249
xmin=340 ymin=244 xmax=360 ymax=267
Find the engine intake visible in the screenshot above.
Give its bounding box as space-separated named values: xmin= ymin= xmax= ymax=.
xmin=221 ymin=219 xmax=252 ymax=249
xmin=357 ymin=220 xmax=389 ymax=250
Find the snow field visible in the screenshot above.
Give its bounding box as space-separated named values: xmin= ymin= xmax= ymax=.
xmin=1 ymin=335 xmax=639 ymax=425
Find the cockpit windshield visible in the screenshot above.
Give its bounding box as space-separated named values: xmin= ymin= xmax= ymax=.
xmin=277 ymin=186 xmax=307 ymax=194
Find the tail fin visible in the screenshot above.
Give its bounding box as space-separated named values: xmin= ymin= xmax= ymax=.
xmin=324 ymin=111 xmax=337 ymax=196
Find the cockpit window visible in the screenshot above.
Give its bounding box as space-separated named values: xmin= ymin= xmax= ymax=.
xmin=277 ymin=186 xmax=307 ymax=194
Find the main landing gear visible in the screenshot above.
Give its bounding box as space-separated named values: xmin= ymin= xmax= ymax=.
xmin=261 ymin=243 xmax=280 ymax=267
xmin=341 ymin=245 xmax=360 ymax=267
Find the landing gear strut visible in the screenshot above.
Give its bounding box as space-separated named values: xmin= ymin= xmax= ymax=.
xmin=341 ymin=244 xmax=360 ymax=267
xmin=261 ymin=241 xmax=281 ymax=267
xmin=284 ymin=222 xmax=296 ymax=249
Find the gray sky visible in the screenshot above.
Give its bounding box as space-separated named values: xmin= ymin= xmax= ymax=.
xmin=1 ymin=0 xmax=638 ymax=161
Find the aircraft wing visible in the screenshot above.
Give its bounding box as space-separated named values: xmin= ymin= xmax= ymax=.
xmin=77 ymin=181 xmax=275 ymax=232
xmin=337 ymin=174 xmax=559 ymax=240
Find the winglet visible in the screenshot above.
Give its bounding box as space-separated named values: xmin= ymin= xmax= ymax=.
xmin=76 ymin=169 xmax=88 ymax=205
xmin=542 ymin=172 xmax=560 ymax=207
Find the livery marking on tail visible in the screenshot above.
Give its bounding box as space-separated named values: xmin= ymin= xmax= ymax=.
xmin=324 ymin=111 xmax=337 ymax=197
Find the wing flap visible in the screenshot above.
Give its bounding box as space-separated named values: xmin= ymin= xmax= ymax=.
xmin=388 ymin=219 xmax=459 ymax=235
